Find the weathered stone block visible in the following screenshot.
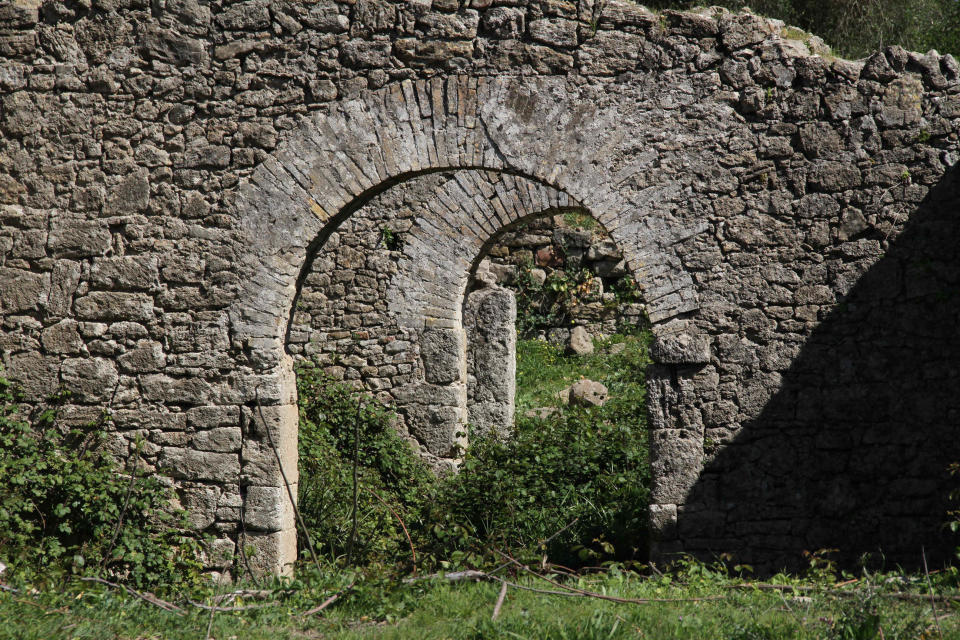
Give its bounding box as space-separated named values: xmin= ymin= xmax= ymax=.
xmin=47 ymin=219 xmax=111 ymax=258
xmin=215 ymin=0 xmax=270 ymax=30
xmin=648 ymin=503 xmax=678 ymax=541
xmin=0 ymin=0 xmax=39 ymax=28
xmin=140 ymin=374 xmax=213 ymax=405
xmin=420 ymin=327 xmax=464 ymax=385
xmin=241 ymin=404 xmax=298 ymax=487
xmin=160 ymin=447 xmax=240 ymax=483
xmin=187 ymin=405 xmax=241 ymax=429
xmin=139 ymin=25 xmax=206 ymax=66
xmin=89 ymin=256 xmax=159 ymax=290
xmin=5 ymin=351 xmax=60 ymax=399
xmin=243 ymin=485 xmax=294 ymax=531
xmin=528 ymin=18 xmax=578 ymax=48
xmin=567 ymin=325 xmax=594 ymax=355
xmin=0 ymin=267 xmax=48 ymax=313
xmin=74 ymin=292 xmax=154 ymax=322
xmin=650 ymin=429 xmax=703 ymax=504
xmin=61 ymin=357 xmax=119 ymax=401
xmin=342 ymin=39 xmax=391 ymax=68
xmin=482 ymin=7 xmax=524 ymax=38
xmin=651 ymin=333 xmax=711 ymax=365
xmin=117 ymin=340 xmax=165 ymax=373
xmin=404 ymin=403 xmax=465 ymax=457
xmin=180 ymin=485 xmax=220 ymax=530
xmin=192 ymin=427 xmax=242 ymax=453
xmin=465 ymin=286 xmax=516 ymax=438
xmin=103 ymin=171 xmax=149 ymax=216
xmin=41 ymin=319 xmax=83 ymax=354
xmin=239 ymin=530 xmax=296 ymax=578
xmin=568 ymin=379 xmax=608 ymax=407
xmin=418 ymin=10 xmax=479 ymax=40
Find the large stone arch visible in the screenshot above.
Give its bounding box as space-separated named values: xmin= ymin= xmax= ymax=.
xmin=231 ymin=76 xmax=719 ymax=572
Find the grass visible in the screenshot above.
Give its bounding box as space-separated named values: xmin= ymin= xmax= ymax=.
xmin=514 ymin=331 xmax=652 ymax=414
xmin=2 ymin=565 xmax=958 ymax=639
xmin=561 ymin=211 xmax=601 ymax=233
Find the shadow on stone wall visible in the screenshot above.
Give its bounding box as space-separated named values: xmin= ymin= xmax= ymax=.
xmin=688 ymin=164 xmax=960 ymax=572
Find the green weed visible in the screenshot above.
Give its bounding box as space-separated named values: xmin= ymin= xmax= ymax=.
xmin=0 ymin=378 xmax=202 ymax=592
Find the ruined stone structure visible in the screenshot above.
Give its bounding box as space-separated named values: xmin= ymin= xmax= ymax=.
xmin=473 ymin=213 xmax=647 ymax=340
xmin=3 ymin=0 xmax=960 ymax=576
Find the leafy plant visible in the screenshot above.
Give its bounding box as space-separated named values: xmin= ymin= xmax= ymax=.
xmin=297 ymin=328 xmax=653 ymax=572
xmin=610 ymin=275 xmax=641 ymax=305
xmin=0 ymin=378 xmax=201 ymax=590
xmin=296 ymin=362 xmax=435 ymax=570
xmin=380 ymin=226 xmax=401 ymax=251
xmin=433 ymin=403 xmax=650 ymax=567
xmin=513 ymin=261 xmax=604 ymax=338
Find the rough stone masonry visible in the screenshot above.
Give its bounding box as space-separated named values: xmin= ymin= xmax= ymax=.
xmin=2 ymin=0 xmax=960 ymax=576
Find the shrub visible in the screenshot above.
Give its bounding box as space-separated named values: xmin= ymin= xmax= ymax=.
xmin=432 ymin=332 xmax=652 ymax=566
xmin=513 ymin=262 xmax=605 ymax=338
xmin=430 ymin=405 xmax=650 ymax=567
xmin=296 ymin=363 xmax=435 ymax=570
xmin=296 ymin=329 xmax=653 ymax=571
xmin=0 ymin=378 xmax=201 ymax=590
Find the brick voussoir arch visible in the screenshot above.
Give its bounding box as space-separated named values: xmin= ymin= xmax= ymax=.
xmin=231 ymin=75 xmax=709 ymax=574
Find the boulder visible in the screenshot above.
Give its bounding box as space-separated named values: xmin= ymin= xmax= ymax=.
xmin=568 ymin=379 xmax=608 ymax=407
xmin=567 ymin=326 xmax=594 ymax=355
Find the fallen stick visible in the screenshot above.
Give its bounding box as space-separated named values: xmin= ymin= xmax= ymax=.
xmin=188 ymin=600 xmax=277 ymax=612
xmin=491 ymin=581 xmax=508 ymax=621
xmin=300 ymin=581 xmax=356 ymax=618
xmin=403 ymin=570 xmax=487 ymax=584
xmin=79 ymin=576 xmax=185 ymax=615
xmin=493 ymin=554 xmax=724 ymax=605
xmin=486 ymin=574 xmax=723 ymax=604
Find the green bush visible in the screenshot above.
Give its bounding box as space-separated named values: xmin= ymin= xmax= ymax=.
xmin=431 ymin=406 xmax=649 ymax=567
xmin=296 ymin=330 xmax=653 ymax=572
xmin=0 ymin=378 xmax=201 ymax=590
xmin=513 ymin=259 xmax=641 ymax=339
xmin=296 ymin=363 xmax=435 ymax=569
xmin=431 ymin=332 xmax=653 ymax=566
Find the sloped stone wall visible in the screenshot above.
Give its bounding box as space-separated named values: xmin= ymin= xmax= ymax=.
xmin=3 ymin=0 xmax=960 ymax=575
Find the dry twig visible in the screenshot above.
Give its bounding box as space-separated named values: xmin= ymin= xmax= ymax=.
xmin=494 ymin=553 xmax=724 ymax=605
xmin=491 ymin=581 xmax=508 ymax=620
xmin=189 ymin=600 xmax=276 ymax=612
xmin=300 ymin=581 xmax=356 ymax=618
xmin=79 ymin=576 xmax=185 ymax=615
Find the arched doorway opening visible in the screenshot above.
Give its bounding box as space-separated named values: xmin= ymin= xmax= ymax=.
xmin=283 ymin=168 xmax=656 ymax=569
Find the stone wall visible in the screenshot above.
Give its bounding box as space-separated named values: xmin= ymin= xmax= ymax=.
xmin=3 ymin=0 xmax=960 ymax=575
